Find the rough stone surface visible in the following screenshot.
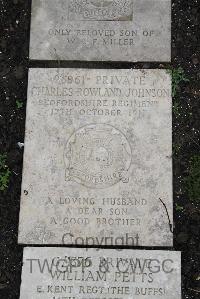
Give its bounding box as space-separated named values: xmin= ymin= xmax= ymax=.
xmin=30 ymin=0 xmax=171 ymax=61
xmin=20 ymin=247 xmax=181 ymax=299
xmin=18 ymin=68 xmax=172 ymax=246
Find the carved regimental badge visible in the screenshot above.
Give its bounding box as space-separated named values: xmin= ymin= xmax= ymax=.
xmin=68 ymin=0 xmax=133 ymax=21
xmin=64 ymin=124 xmax=132 ymax=189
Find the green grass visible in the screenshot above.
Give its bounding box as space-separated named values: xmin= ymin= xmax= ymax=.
xmin=175 ymin=203 xmax=184 ymax=211
xmin=173 ymin=144 xmax=181 ymax=156
xmin=168 ymin=67 xmax=189 ymax=97
xmin=173 ymin=100 xmax=180 ymax=117
xmin=0 ymin=154 xmax=11 ymax=191
xmin=16 ymin=100 xmax=23 ymax=109
xmin=185 ymin=155 xmax=200 ymax=202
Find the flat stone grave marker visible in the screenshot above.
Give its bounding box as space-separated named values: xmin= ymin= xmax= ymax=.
xmin=20 ymin=247 xmax=181 ymax=299
xmin=18 ymin=68 xmax=172 ymax=246
xmin=30 ymin=0 xmax=171 ymax=61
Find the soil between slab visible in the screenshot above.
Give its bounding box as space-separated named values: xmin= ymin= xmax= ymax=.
xmin=0 ymin=0 xmax=199 ymax=298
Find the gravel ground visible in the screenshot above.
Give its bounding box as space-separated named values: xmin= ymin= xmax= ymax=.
xmin=0 ymin=0 xmax=199 ymax=298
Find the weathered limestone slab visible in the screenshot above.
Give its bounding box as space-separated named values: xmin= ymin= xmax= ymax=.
xmin=18 ymin=68 xmax=172 ymax=246
xmin=30 ymin=0 xmax=171 ymax=61
xmin=20 ymin=248 xmax=181 ymax=299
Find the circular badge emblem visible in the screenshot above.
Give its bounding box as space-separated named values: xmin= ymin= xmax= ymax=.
xmin=64 ymin=124 xmax=132 ymax=189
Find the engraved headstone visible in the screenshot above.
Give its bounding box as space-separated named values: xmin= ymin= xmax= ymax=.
xmin=20 ymin=247 xmax=181 ymax=299
xmin=30 ymin=0 xmax=171 ymax=61
xmin=18 ymin=68 xmax=172 ymax=246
